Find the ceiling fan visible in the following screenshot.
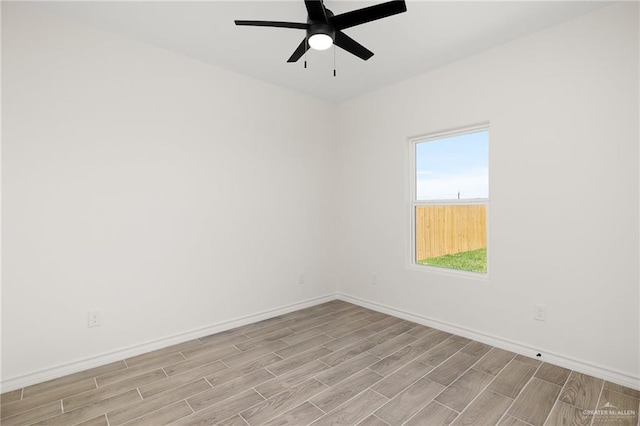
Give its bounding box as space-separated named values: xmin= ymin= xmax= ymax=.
xmin=234 ymin=0 xmax=407 ymax=63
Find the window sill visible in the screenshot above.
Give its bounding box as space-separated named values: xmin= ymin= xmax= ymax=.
xmin=406 ymin=263 xmax=491 ymax=281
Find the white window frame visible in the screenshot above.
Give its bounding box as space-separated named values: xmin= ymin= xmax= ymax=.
xmin=408 ymin=123 xmax=490 ymax=278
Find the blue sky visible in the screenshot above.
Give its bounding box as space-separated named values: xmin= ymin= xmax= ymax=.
xmin=416 ymin=130 xmax=489 ymax=200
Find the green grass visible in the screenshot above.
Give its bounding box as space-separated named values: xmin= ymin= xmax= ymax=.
xmin=418 ymin=248 xmax=487 ymax=273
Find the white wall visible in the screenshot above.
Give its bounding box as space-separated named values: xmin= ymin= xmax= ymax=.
xmin=1 ymin=4 xmax=336 ymax=382
xmin=334 ymin=3 xmax=639 ymax=384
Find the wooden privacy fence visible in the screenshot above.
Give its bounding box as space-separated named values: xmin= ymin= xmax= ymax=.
xmin=416 ymin=205 xmax=487 ymax=261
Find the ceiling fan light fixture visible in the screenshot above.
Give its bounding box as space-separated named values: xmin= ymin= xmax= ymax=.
xmin=309 ymin=33 xmax=333 ymax=50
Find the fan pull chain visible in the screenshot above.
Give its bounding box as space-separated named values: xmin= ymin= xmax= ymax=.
xmin=333 ymin=45 xmax=336 ymax=77
xmin=304 ymin=35 xmax=308 ymax=69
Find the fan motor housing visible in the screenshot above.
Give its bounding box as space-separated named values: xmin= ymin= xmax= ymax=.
xmin=307 ymin=21 xmax=335 ymax=41
xmin=307 ymin=8 xmax=335 ymax=41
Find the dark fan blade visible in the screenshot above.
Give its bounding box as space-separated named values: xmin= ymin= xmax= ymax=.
xmin=304 ymin=0 xmax=327 ymax=22
xmin=334 ymin=31 xmax=373 ymax=60
xmin=287 ymin=38 xmax=310 ymax=62
xmin=331 ymin=0 xmax=406 ymax=30
xmin=234 ymin=20 xmax=308 ymax=29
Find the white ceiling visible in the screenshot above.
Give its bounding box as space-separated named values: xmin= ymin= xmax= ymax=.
xmin=34 ymin=1 xmax=611 ymax=103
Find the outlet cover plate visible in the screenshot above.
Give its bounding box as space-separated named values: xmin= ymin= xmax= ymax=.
xmin=88 ymin=311 xmax=102 ymax=327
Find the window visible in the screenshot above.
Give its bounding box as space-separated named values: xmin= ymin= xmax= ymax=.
xmin=410 ymin=125 xmax=489 ymax=274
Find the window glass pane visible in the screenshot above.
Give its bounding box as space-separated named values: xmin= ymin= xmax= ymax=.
xmin=415 ymin=204 xmax=487 ymax=273
xmin=416 ymin=130 xmax=488 ymax=200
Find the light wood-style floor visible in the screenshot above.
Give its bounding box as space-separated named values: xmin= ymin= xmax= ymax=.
xmin=1 ymin=300 xmax=638 ymax=426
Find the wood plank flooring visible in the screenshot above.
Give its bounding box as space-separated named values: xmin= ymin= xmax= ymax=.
xmin=1 ymin=300 xmax=638 ymax=425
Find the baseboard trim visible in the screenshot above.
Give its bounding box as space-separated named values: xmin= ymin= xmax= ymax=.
xmin=337 ymin=293 xmax=640 ymax=391
xmin=0 ymin=294 xmax=335 ymax=392
xmin=4 ymin=292 xmax=638 ymax=393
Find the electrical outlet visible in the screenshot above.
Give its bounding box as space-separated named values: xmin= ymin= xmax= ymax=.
xmin=298 ymin=273 xmax=304 ymax=284
xmin=88 ymin=311 xmax=102 ymax=327
xmin=371 ymin=274 xmax=378 ymax=285
xmin=533 ymin=305 xmax=547 ymax=321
